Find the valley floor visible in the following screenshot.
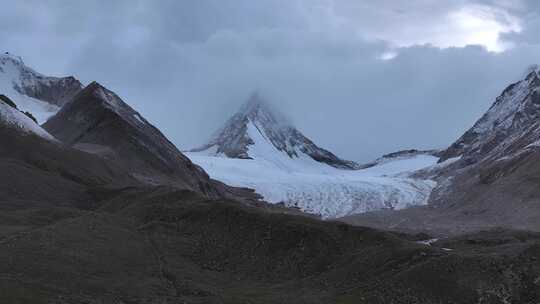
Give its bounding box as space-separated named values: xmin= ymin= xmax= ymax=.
xmin=1 ymin=187 xmax=538 ymax=304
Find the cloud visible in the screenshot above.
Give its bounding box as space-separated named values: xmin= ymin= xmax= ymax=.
xmin=322 ymin=0 xmax=522 ymax=51
xmin=1 ymin=0 xmax=540 ymax=162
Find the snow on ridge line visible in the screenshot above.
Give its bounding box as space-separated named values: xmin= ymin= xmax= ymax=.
xmin=192 ymin=93 xmax=361 ymax=169
xmin=0 ymin=54 xmax=61 ymax=123
xmin=0 ymin=100 xmax=56 ymax=141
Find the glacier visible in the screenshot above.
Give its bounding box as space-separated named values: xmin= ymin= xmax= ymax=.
xmin=187 ymin=119 xmax=439 ymax=219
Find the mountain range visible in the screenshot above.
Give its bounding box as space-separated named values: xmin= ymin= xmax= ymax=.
xmin=0 ymin=52 xmax=539 ymax=303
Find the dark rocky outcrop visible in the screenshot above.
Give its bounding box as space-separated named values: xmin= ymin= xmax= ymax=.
xmin=14 ymin=75 xmax=83 ymax=107
xmin=1 ymin=53 xmax=83 ymax=107
xmin=43 ymin=82 xmax=223 ymax=197
xmin=0 ymin=94 xmax=17 ymax=109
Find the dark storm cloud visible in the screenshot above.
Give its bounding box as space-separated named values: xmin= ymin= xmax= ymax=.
xmin=2 ymin=0 xmax=540 ymax=161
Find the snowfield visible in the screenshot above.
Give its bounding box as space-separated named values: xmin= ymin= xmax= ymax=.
xmin=0 ymin=99 xmax=56 ymax=141
xmin=187 ymin=120 xmax=439 ymax=219
xmin=0 ymin=54 xmax=60 ymax=123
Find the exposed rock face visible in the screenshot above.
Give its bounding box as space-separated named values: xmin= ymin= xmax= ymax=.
xmin=0 ymin=94 xmax=17 ymax=108
xmin=43 ymin=82 xmax=220 ymax=196
xmin=15 ymin=75 xmax=82 ymax=107
xmin=1 ymin=53 xmax=82 ymax=106
xmin=191 ymin=93 xmax=360 ymax=169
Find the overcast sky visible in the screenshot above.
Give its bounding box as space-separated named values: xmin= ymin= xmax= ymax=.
xmin=3 ymin=0 xmax=540 ymax=161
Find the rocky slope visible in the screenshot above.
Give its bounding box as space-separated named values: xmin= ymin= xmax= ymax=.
xmin=43 ymin=82 xmax=225 ymax=197
xmin=0 ymin=52 xmax=82 ymax=122
xmin=191 ymin=92 xmax=360 ymax=169
xmin=344 ymin=69 xmax=540 ymax=236
xmin=0 ymin=94 xmax=55 ymax=141
xmin=439 ymin=70 xmax=540 ymax=163
xmin=0 ymin=105 xmax=136 ymax=210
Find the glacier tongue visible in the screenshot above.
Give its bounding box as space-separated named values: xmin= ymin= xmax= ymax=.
xmin=187 ymin=120 xmax=438 ymax=219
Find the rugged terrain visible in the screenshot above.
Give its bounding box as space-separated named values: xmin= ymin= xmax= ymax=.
xmin=1 ymin=186 xmax=539 ymax=304
xmin=0 ymin=55 xmax=539 ymax=303
xmin=43 ymin=81 xmax=222 ymax=196
xmin=0 ymin=53 xmax=82 ymax=122
xmin=343 ymin=69 xmax=540 ymax=236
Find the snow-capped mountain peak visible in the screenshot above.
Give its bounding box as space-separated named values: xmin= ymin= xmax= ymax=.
xmin=0 ymin=52 xmax=82 ymax=123
xmin=472 ymin=70 xmax=540 ymax=134
xmin=440 ymin=68 xmax=540 ymax=163
xmin=191 ymin=92 xmax=360 ymax=170
xmin=238 ymin=92 xmax=292 ymax=127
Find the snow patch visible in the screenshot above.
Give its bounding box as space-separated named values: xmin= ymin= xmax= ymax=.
xmin=133 ymin=113 xmax=145 ymax=125
xmin=416 ymin=238 xmax=439 ymax=246
xmin=0 ymin=53 xmax=61 ymax=123
xmin=96 ymin=85 xmax=123 ymax=109
xmin=0 ymin=100 xmax=56 ymax=141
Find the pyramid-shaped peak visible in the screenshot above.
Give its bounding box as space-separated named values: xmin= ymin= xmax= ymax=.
xmin=67 ymin=81 xmax=126 ymax=112
xmin=524 ymin=64 xmax=539 ymax=78
xmin=85 ymin=81 xmax=102 ymax=90
xmin=78 ymin=81 xmax=111 ymax=96
xmin=240 ymin=91 xmax=272 ymax=112
xmin=236 ymin=92 xmax=292 ymax=127
xmin=189 ymin=91 xmax=360 ymax=169
xmin=247 ymin=91 xmax=264 ymax=105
